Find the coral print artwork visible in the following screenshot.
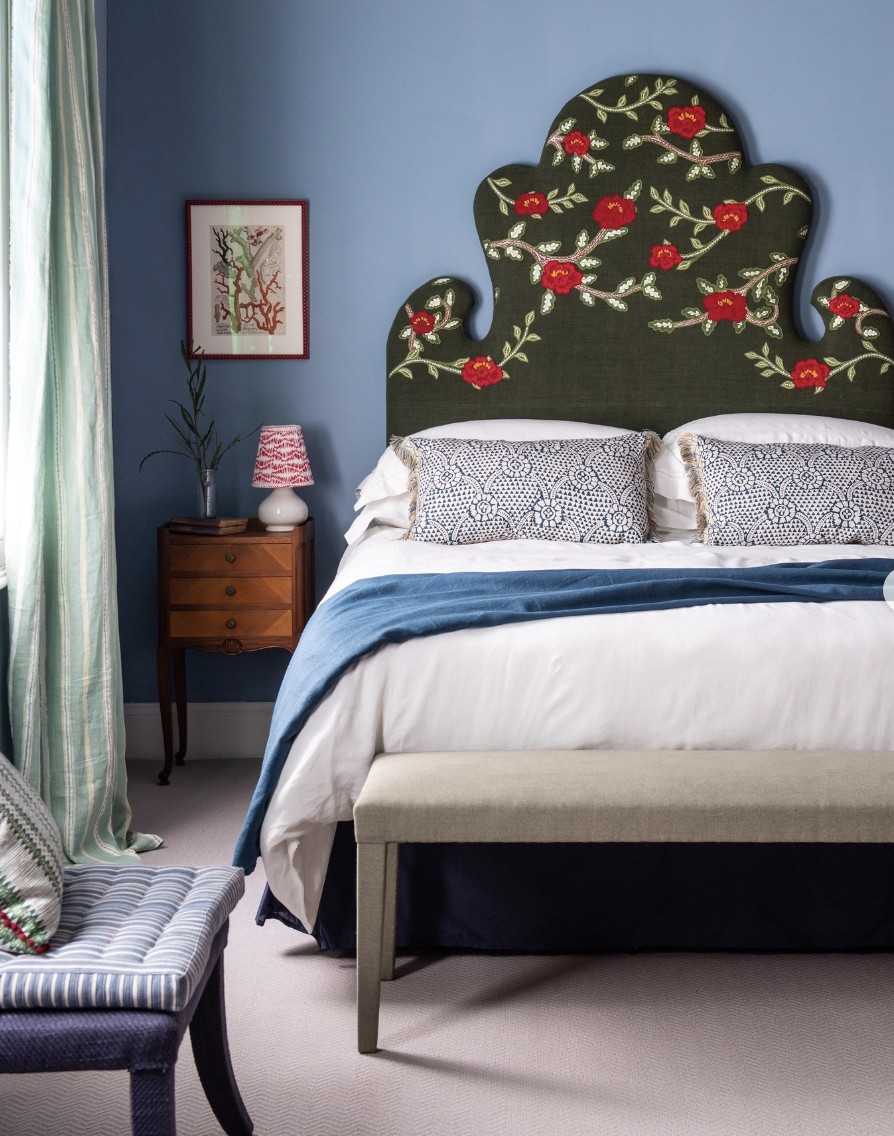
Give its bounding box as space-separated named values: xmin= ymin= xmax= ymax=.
xmin=186 ymin=200 xmax=308 ymax=359
xmin=211 ymin=224 xmax=286 ymax=336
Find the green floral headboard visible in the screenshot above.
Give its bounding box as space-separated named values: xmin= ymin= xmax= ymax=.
xmin=386 ymin=73 xmax=893 ymax=438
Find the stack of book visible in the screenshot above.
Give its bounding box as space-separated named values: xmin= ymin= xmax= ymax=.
xmin=167 ymin=517 xmax=249 ymax=536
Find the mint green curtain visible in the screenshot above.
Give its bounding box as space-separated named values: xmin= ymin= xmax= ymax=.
xmin=6 ymin=0 xmax=160 ymax=860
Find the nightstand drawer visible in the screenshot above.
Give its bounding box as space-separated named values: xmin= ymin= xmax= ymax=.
xmin=170 ymin=543 xmax=293 ymax=576
xmin=169 ymin=608 xmax=294 ymax=640
xmin=168 ymin=576 xmax=292 ymax=607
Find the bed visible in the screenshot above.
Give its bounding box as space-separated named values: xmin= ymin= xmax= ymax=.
xmin=234 ymin=72 xmax=894 ymax=953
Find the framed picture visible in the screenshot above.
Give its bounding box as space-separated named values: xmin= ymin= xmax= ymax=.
xmin=186 ymin=199 xmax=309 ymax=359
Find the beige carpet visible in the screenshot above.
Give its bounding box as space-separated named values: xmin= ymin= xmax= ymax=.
xmin=4 ymin=758 xmax=894 ymax=1135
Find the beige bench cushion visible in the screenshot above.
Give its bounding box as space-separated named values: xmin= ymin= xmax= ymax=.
xmin=353 ymin=750 xmax=894 ymax=844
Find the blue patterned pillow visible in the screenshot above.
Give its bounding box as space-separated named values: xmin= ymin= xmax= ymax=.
xmin=678 ymin=433 xmax=894 ymax=546
xmin=395 ymin=433 xmax=659 ymax=545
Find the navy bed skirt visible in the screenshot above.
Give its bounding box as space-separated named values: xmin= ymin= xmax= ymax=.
xmin=258 ymin=822 xmax=894 ymax=952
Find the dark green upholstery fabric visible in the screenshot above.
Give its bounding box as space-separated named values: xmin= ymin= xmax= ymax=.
xmin=386 ymin=74 xmax=894 ymax=439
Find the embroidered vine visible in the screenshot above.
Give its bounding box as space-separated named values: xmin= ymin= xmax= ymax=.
xmin=647 ymin=176 xmax=810 ymax=268
xmin=746 ymin=279 xmax=894 ymax=392
xmin=484 ymin=180 xmax=662 ymax=316
xmin=649 ymin=254 xmax=798 ymax=337
xmin=388 ymin=281 xmax=540 ymax=390
xmin=487 ymin=178 xmax=589 ymax=218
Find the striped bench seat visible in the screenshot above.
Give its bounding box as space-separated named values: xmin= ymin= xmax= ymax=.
xmin=0 ymin=864 xmax=252 ymax=1136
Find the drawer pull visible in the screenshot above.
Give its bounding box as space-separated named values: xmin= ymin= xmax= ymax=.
xmin=225 ymin=553 xmax=237 ymax=563
xmin=226 ymin=619 xmax=236 ymax=629
xmin=225 ymin=586 xmax=236 ymax=596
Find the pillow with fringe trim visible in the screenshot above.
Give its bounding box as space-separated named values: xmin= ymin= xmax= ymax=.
xmin=678 ymin=432 xmax=894 ymax=546
xmin=0 ymin=755 xmax=64 ymax=954
xmin=394 ymin=432 xmax=659 ymax=545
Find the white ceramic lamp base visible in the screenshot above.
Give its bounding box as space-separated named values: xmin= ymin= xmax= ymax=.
xmin=257 ymin=487 xmax=308 ymax=531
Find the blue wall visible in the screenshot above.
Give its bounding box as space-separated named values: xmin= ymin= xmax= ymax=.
xmin=107 ymin=0 xmax=894 ymax=702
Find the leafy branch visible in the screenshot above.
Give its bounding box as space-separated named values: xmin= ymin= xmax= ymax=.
xmin=579 ymin=76 xmax=679 ymax=121
xmin=140 ymin=341 xmax=260 ymax=473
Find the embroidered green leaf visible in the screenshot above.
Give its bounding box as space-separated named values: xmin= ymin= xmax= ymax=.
xmin=425 ymin=296 xmax=442 ymax=309
xmin=600 ymin=228 xmax=626 ymax=242
xmin=625 ymin=179 xmax=643 ymax=200
xmin=863 ymin=327 xmax=880 ymax=339
xmin=537 ymin=241 xmax=562 ymax=253
xmin=499 ymin=201 xmax=509 ymax=215
xmin=579 ymin=257 xmax=601 ymax=269
xmin=834 ymin=278 xmax=851 ymax=290
xmin=399 ymin=327 xmax=412 ymax=340
xmin=616 ymin=277 xmax=637 ymax=295
xmin=733 ymin=321 xmax=746 ymax=334
xmin=648 ymin=318 xmax=675 ymax=333
xmin=658 ymin=152 xmax=677 ymax=164
xmin=524 ymin=310 xmax=536 ymax=326
xmin=514 ymin=352 xmax=529 ymax=363
xmin=426 ymin=364 xmax=439 ymax=378
xmin=530 ymin=264 xmax=542 ymax=284
xmin=781 ymin=380 xmax=795 ymax=389
xmin=682 ymin=307 xmax=703 ymax=319
xmin=728 ymin=157 xmax=741 ymax=174
xmin=508 ymin=221 xmax=526 ymax=240
xmin=505 ymin=247 xmax=524 ymax=261
xmin=685 ymin=165 xmax=700 ymax=182
xmin=715 ymin=274 xmax=728 ymax=290
xmin=558 ymin=118 xmax=576 ymax=133
xmin=696 ymin=278 xmax=715 ymax=295
xmin=689 ymin=138 xmax=703 ymax=158
xmin=847 ymin=365 xmax=857 ymax=380
xmin=486 ymin=247 xmax=501 ymax=260
xmin=541 ymin=291 xmax=555 ymax=315
xmin=700 ymin=165 xmax=715 ymax=179
xmin=580 ymin=292 xmax=596 ymax=307
xmin=766 ymin=324 xmax=783 ymax=339
xmin=830 ymin=316 xmax=844 ymax=331
xmin=623 ymin=135 xmax=643 ymax=149
xmin=702 ymin=319 xmax=715 ymax=336
xmin=444 ymin=290 xmax=455 ymax=306
xmin=643 ymin=283 xmax=662 ymax=300
xmin=605 ymin=296 xmax=628 ymax=311
xmin=397 ymin=368 xmax=413 ymax=379
xmin=492 ymin=179 xmax=512 ymax=187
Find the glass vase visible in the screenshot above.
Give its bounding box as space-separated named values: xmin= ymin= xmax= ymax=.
xmin=197 ymin=468 xmax=217 ymax=518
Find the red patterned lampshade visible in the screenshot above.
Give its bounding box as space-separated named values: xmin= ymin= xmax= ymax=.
xmin=251 ymin=425 xmax=314 ymax=489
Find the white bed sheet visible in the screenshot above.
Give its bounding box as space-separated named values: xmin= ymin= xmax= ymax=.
xmin=260 ymin=528 xmax=894 ymax=929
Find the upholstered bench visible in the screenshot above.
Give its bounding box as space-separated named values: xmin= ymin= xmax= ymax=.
xmin=0 ymin=864 xmax=252 ymax=1136
xmin=353 ymin=748 xmax=894 ymax=1052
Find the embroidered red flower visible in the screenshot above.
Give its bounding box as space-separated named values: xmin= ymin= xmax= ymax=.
xmin=702 ymin=290 xmax=747 ymax=323
xmin=514 ymin=191 xmax=550 ymax=216
xmin=829 ymin=293 xmax=861 ymax=318
xmin=409 ymin=310 xmax=436 ymax=335
xmin=461 ymin=356 xmax=504 ymax=388
xmin=649 ymin=243 xmax=682 ymax=271
xmin=667 ymin=105 xmax=706 ymax=139
xmin=593 ymin=195 xmax=636 ymax=229
xmin=541 ymin=260 xmax=583 ymax=295
xmin=562 ymin=130 xmax=590 ymax=155
xmin=790 ymin=359 xmax=830 ymax=389
xmin=712 ymin=202 xmax=749 ymax=231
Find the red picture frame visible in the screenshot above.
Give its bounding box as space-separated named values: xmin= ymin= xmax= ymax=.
xmin=186 ymin=199 xmax=309 ymax=359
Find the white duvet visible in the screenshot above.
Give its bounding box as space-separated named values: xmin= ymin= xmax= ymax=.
xmin=260 ymin=527 xmax=894 ymax=930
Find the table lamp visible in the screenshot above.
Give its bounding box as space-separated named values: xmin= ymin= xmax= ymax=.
xmin=251 ymin=425 xmax=314 ymax=531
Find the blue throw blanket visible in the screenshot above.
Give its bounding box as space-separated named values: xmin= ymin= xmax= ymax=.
xmin=233 ymin=558 xmax=894 ymax=871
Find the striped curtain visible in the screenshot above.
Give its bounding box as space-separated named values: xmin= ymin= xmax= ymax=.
xmin=6 ymin=0 xmax=160 ymax=860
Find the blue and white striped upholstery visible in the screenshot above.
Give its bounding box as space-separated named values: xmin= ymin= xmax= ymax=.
xmin=0 ymin=865 xmax=244 ymax=1012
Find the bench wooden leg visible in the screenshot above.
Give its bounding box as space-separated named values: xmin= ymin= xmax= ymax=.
xmin=381 ymin=843 xmax=399 ymax=981
xmin=357 ymin=841 xmax=387 ymax=1053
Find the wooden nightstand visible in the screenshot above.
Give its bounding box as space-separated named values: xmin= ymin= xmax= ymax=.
xmin=156 ymin=519 xmax=314 ymax=785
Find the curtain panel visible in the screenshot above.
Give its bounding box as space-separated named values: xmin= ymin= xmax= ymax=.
xmin=6 ymin=0 xmax=159 ymax=860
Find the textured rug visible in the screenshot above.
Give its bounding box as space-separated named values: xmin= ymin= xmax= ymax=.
xmin=3 ymin=757 xmax=894 ymax=1136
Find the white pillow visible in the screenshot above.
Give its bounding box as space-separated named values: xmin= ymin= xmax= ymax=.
xmin=655 ymin=413 xmax=894 ymax=531
xmin=348 ymin=419 xmax=632 ymax=544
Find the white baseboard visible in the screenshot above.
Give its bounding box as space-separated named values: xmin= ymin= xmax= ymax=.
xmin=124 ymin=701 xmax=273 ymax=760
